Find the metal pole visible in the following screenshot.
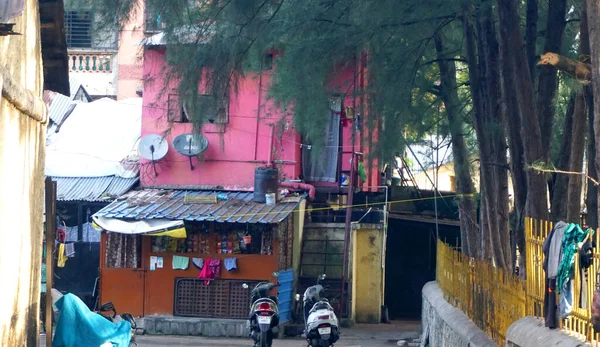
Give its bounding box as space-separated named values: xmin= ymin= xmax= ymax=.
xmin=340 ymin=149 xmax=355 ymax=318
xmin=45 ymin=177 xmax=57 ymax=347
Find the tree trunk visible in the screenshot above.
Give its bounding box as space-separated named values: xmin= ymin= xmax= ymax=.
xmin=526 ymin=0 xmax=538 ymax=81
xmin=434 ymin=32 xmax=479 ymax=259
xmin=498 ymin=0 xmax=549 ymax=222
xmin=586 ymin=0 xmax=600 ymax=230
xmin=463 ymin=4 xmax=511 ymax=268
xmin=499 ymin=34 xmax=527 ymax=271
xmin=581 ymin=6 xmax=598 ymax=228
xmin=478 ymin=7 xmax=511 ymax=269
xmin=536 ymin=0 xmax=567 ymax=152
xmin=551 ymin=95 xmax=575 ymax=222
xmin=567 ymin=92 xmax=587 ymax=222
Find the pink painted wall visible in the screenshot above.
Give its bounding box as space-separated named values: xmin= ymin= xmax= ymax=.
xmin=140 ymin=48 xmax=380 ymax=190
xmin=140 ymin=48 xmax=301 ymax=190
xmin=116 ymin=0 xmax=144 ymax=100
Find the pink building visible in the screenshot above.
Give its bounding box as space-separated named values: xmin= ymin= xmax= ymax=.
xmin=140 ymin=46 xmax=380 ymax=192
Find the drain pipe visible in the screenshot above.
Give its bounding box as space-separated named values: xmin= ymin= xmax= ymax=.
xmin=280 ymin=181 xmax=316 ymax=200
xmin=267 ymin=124 xmax=275 ymax=167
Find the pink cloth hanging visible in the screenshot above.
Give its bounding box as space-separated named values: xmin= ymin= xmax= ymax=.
xmin=198 ymin=258 xmax=221 ymax=285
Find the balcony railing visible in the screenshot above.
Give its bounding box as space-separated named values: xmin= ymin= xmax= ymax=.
xmin=69 ymin=52 xmax=114 ymax=73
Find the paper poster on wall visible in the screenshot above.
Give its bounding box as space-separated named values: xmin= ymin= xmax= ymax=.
xmin=157 ymin=256 xmax=164 ymax=269
xmin=150 ymin=256 xmax=157 ymax=271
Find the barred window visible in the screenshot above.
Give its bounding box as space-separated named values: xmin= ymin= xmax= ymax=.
xmin=105 ymin=233 xmax=141 ymax=268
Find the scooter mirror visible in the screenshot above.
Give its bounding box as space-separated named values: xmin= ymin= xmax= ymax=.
xmin=272 ymin=271 xmax=280 ymax=278
xmin=242 ymin=283 xmax=249 ymax=289
xmin=295 ymin=294 xmax=301 ymax=301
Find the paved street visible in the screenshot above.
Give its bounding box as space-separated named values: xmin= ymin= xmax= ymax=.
xmin=41 ymin=321 xmax=421 ymax=347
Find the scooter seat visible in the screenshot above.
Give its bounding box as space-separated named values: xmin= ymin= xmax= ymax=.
xmin=313 ymin=302 xmax=330 ymax=311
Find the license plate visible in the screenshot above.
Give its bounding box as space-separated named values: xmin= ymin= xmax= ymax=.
xmin=318 ymin=327 xmax=331 ymax=335
xmin=257 ymin=316 xmax=271 ymax=324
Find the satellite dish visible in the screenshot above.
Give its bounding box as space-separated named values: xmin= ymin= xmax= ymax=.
xmin=138 ymin=134 xmax=168 ymax=176
xmin=172 ymin=133 xmax=208 ymax=171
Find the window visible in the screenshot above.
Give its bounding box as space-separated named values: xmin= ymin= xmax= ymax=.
xmin=263 ymin=53 xmax=274 ymax=70
xmin=168 ymin=94 xmax=188 ymax=122
xmin=65 ymin=11 xmax=92 ymax=48
xmin=167 ymin=93 xmax=229 ymax=124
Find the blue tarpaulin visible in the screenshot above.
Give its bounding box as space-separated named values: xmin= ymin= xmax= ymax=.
xmin=52 ymin=294 xmax=132 ymax=347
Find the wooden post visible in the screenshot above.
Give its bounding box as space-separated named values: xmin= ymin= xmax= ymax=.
xmin=45 ymin=177 xmax=57 ymax=347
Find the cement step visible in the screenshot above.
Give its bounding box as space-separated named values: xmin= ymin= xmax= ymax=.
xmin=138 ymin=316 xmax=248 ymax=338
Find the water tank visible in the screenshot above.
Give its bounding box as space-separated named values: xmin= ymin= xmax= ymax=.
xmin=254 ymin=167 xmax=279 ymax=203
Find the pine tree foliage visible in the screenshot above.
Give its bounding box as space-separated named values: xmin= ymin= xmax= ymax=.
xmin=78 ymin=0 xmax=473 ymax=163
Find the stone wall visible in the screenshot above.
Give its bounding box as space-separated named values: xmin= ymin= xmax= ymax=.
xmin=421 ymin=281 xmax=495 ymax=347
xmin=506 ymin=316 xmax=592 ymax=347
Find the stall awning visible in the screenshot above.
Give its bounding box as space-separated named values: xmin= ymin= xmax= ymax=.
xmin=93 ymin=189 xmax=305 ymax=226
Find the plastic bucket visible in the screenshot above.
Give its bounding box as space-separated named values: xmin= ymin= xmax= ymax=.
xmin=265 ymin=193 xmax=276 ymax=206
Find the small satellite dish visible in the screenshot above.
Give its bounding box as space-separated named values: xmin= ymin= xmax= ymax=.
xmin=172 ymin=133 xmax=208 ymax=171
xmin=138 ymin=134 xmax=168 ymax=176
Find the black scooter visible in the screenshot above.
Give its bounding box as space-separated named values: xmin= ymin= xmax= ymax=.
xmin=243 ymin=272 xmax=281 ymax=347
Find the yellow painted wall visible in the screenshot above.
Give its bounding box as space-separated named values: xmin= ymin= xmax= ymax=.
xmin=351 ymin=223 xmax=384 ymax=324
xmin=0 ymin=1 xmax=46 ymax=345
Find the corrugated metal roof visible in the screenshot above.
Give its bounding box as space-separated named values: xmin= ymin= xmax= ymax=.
xmin=43 ymin=75 xmax=90 ymax=126
xmin=95 ymin=189 xmax=304 ymax=224
xmin=53 ymin=176 xmax=139 ymax=202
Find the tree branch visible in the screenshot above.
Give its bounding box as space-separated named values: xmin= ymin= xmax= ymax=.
xmin=537 ymin=52 xmax=592 ymax=82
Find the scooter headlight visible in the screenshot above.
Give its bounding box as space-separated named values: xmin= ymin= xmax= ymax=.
xmin=295 ymin=294 xmax=301 ymax=301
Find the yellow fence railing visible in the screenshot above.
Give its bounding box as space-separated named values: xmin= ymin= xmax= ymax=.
xmin=437 ymin=217 xmax=600 ymax=346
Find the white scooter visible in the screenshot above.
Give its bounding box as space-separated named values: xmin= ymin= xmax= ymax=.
xmin=301 ymin=274 xmax=340 ymax=347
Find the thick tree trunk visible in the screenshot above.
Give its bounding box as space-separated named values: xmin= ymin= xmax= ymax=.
xmin=526 ymin=0 xmax=538 ymax=81
xmin=499 ymin=37 xmax=527 ymax=271
xmin=587 ymin=91 xmax=598 ymax=227
xmin=434 ymin=32 xmax=479 ymax=259
xmin=478 ymin=8 xmax=511 ymax=269
xmin=581 ymin=7 xmax=598 ymax=228
xmin=551 ymin=95 xmax=576 ymax=221
xmin=463 ymin=4 xmax=511 ymax=268
xmin=586 ymin=0 xmax=600 ymax=229
xmin=498 ymin=0 xmax=549 ymax=222
xmin=567 ymin=92 xmax=587 ymax=222
xmin=536 ymin=0 xmax=567 ymax=152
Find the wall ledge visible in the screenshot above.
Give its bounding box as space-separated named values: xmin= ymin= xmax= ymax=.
xmin=506 ymin=316 xmax=592 ymax=347
xmin=422 ymin=281 xmax=495 ymax=347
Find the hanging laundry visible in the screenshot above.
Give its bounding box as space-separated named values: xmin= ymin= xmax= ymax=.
xmin=192 ymin=258 xmax=204 ymax=270
xmin=542 ymin=221 xmax=568 ymax=329
xmin=57 ymin=243 xmax=67 ymax=268
xmin=172 ymin=255 xmax=190 ymax=270
xmin=579 ymin=234 xmax=594 ymax=309
xmin=224 ymin=257 xmax=237 ymax=272
xmin=65 ymin=243 xmax=76 ymax=258
xmin=556 ymin=224 xmax=593 ymax=319
xmin=557 ymin=224 xmax=591 ymax=293
xmin=198 ymin=258 xmax=221 ymax=285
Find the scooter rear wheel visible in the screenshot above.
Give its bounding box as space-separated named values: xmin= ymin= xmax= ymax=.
xmin=260 ymin=330 xmax=270 ymax=347
xmin=321 ymin=339 xmax=330 ymax=347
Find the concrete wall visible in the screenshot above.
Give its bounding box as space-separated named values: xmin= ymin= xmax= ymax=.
xmin=351 ymin=223 xmax=384 ymax=323
xmin=421 ymin=282 xmax=495 ymax=347
xmin=0 ymin=0 xmax=46 ymax=345
xmin=505 ymin=316 xmax=592 ymax=347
